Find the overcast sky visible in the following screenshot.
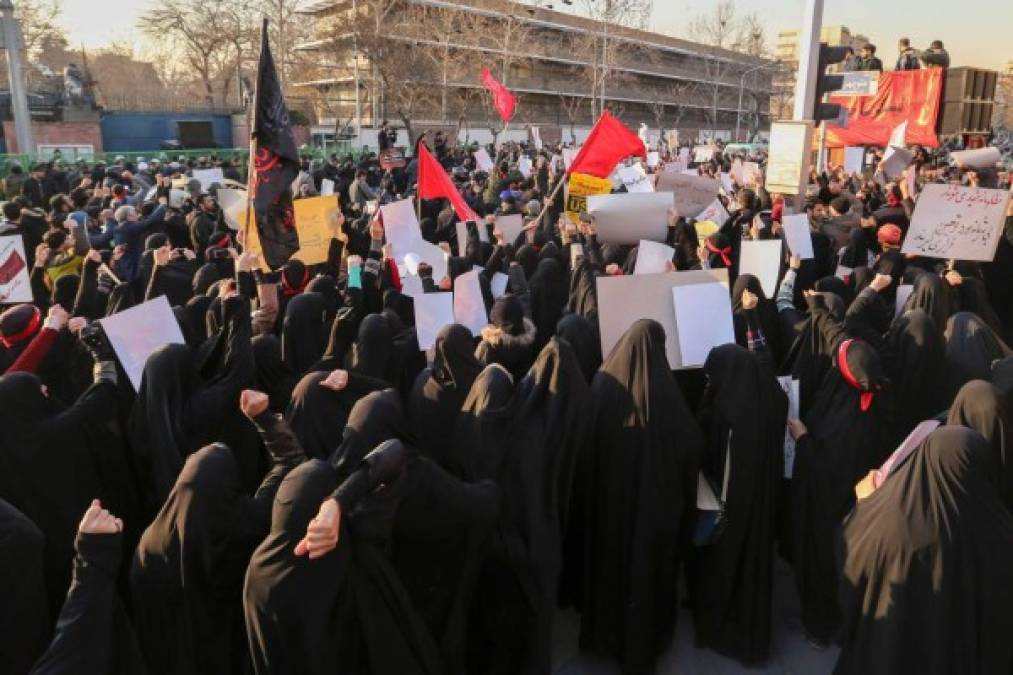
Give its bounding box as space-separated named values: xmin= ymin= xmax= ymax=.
xmin=60 ymin=0 xmax=1011 ymax=72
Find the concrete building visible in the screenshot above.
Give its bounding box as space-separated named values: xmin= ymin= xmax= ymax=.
xmin=771 ymin=25 xmax=870 ymax=120
xmin=293 ymin=0 xmax=773 ymax=147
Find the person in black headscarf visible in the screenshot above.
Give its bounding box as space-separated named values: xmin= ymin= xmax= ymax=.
xmin=475 ymin=294 xmax=537 ymax=382
xmin=946 ymin=380 xmax=1011 ymax=513
xmin=527 ymin=258 xmax=568 ymax=351
xmin=787 ymin=293 xmax=890 ymax=649
xmin=0 ymin=498 xmax=49 ymax=675
xmin=0 ymin=342 xmax=118 ymax=621
xmin=129 ymin=295 xmax=254 ymax=507
xmin=885 ymin=309 xmax=950 ymax=446
xmin=945 ymin=312 xmax=1012 ymax=390
xmin=567 ymin=256 xmax=599 ymax=323
xmin=555 ymin=313 xmax=601 ymax=384
xmin=51 ymin=274 xmax=79 ymax=315
xmin=814 ymin=275 xmax=854 ymax=309
xmin=252 ymin=334 xmax=296 ymax=413
xmin=836 ymin=426 xmax=1013 ymax=675
xmin=904 ymin=271 xmax=952 ymax=333
xmin=313 ymin=306 xmax=359 ymax=372
xmin=306 ymin=275 xmax=341 ymax=325
xmin=346 ymin=313 xmax=395 ymax=382
xmin=281 ymin=292 xmax=329 ymax=377
xmin=466 ymin=339 xmax=590 ymax=675
xmin=783 ymin=288 xmax=847 ymax=418
xmin=691 ymin=344 xmax=788 ymax=666
xmin=131 ymin=390 xmax=304 ymax=675
xmin=408 ymin=324 xmax=483 ymax=463
xmin=286 ymin=369 xmax=388 ymax=460
xmin=731 ymin=273 xmax=783 ymax=369
xmin=514 ymin=244 xmax=539 ymax=280
xmin=173 ymin=295 xmax=211 ymax=347
xmin=580 ymin=320 xmax=703 ymax=675
xmin=29 ymin=499 xmax=147 ymax=675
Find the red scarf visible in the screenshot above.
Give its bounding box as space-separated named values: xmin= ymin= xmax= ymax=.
xmin=1 ymin=306 xmax=41 ymax=348
xmin=838 ymin=339 xmax=874 ymax=412
xmin=705 ymin=239 xmax=733 ymax=268
xmin=281 ymin=268 xmax=310 ymax=297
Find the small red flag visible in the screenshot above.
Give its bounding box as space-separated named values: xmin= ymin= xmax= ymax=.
xmin=417 ymin=143 xmax=480 ymax=223
xmin=568 ymin=111 xmax=647 ymax=179
xmin=480 ymin=67 xmax=517 ymax=124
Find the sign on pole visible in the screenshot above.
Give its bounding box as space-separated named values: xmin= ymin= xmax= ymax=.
xmin=765 ymin=121 xmax=814 ymax=196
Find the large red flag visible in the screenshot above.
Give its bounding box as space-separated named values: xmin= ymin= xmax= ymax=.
xmin=480 ymin=67 xmax=517 ymax=124
xmin=825 ymin=69 xmax=942 ymax=148
xmin=568 ymin=111 xmax=646 ymax=178
xmin=417 ymin=143 xmax=480 ymax=223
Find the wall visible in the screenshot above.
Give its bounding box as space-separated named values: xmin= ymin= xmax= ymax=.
xmin=100 ymin=112 xmax=234 ymax=152
xmin=2 ymin=120 xmax=103 ymax=154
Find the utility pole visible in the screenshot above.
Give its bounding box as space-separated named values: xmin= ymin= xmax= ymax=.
xmin=793 ymin=0 xmax=823 ymax=122
xmin=0 ymin=0 xmax=34 ymax=154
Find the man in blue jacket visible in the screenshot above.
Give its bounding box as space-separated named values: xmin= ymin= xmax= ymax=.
xmin=111 ymin=201 xmax=167 ymax=282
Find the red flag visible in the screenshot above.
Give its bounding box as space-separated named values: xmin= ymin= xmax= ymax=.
xmin=568 ymin=111 xmax=646 ymax=178
xmin=417 ymin=143 xmax=480 ymax=223
xmin=480 ymin=67 xmax=516 ymax=124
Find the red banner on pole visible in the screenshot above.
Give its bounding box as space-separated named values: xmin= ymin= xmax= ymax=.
xmin=825 ymin=69 xmax=943 ymax=149
xmin=480 ymin=67 xmax=517 ymax=124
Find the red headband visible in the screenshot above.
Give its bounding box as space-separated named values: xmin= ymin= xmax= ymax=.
xmin=705 ymin=239 xmax=733 ymax=268
xmin=1 ymin=306 xmax=41 ymax=348
xmin=385 ymin=256 xmax=402 ymax=292
xmin=838 ymin=338 xmax=874 ymax=412
xmin=281 ymin=267 xmax=310 ymax=297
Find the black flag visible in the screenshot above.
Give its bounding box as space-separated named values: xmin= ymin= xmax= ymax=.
xmin=251 ymin=19 xmax=300 ymax=269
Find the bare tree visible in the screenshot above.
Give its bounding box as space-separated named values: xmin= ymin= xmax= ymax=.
xmin=556 ymin=91 xmax=585 ymax=143
xmin=138 ymin=0 xmax=252 ymax=107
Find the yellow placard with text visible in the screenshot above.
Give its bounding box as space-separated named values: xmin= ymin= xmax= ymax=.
xmin=565 ymin=173 xmax=614 ymax=225
xmin=242 ymin=195 xmax=342 ymax=271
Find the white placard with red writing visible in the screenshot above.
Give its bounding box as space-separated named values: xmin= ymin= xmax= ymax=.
xmin=901 ymin=184 xmax=1011 ymax=262
xmin=0 ymin=235 xmax=32 ymax=303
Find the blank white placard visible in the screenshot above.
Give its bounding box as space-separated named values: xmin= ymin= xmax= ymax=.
xmin=738 ymin=240 xmax=783 ymax=298
xmin=414 ymin=292 xmax=455 ymax=351
xmin=453 ymin=270 xmax=488 ymax=336
xmin=671 ymin=282 xmax=735 ymax=367
xmin=633 ymin=240 xmax=675 ymax=275
xmin=781 ymin=214 xmax=814 ymax=259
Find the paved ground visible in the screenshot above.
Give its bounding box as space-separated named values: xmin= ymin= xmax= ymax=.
xmin=551 ymin=560 xmax=840 ymax=674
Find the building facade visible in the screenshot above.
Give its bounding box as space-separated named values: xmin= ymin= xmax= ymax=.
xmin=294 ymin=0 xmax=773 ymax=146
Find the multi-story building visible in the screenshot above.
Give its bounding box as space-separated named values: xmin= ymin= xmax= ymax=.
xmin=293 ymin=0 xmax=774 ymax=146
xmin=771 ymin=25 xmax=870 ymax=120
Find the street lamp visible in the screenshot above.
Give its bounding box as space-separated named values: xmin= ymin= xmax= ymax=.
xmin=735 ymin=62 xmax=777 ymax=142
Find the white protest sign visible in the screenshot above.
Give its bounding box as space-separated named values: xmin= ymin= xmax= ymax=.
xmin=743 ymin=162 xmax=761 ymax=186
xmin=216 ymin=188 xmax=246 ymax=231
xmin=730 ymin=159 xmax=744 ymax=185
xmin=633 ymin=240 xmax=675 ymax=275
xmin=596 ymin=268 xmax=729 ymax=369
xmin=320 ymin=179 xmax=335 ymax=196
xmin=777 ymin=376 xmax=800 ymax=478
xmin=472 ymin=265 xmax=509 ymax=299
xmin=950 ymin=147 xmax=1001 ymax=169
xmin=518 ymin=156 xmax=533 ymax=178
xmin=719 ymin=172 xmax=734 ymax=194
xmin=414 ymin=292 xmax=455 ymax=351
xmin=413 ymin=241 xmax=448 ymax=285
xmin=380 ymin=198 xmax=422 ymax=260
xmin=474 ymin=147 xmax=495 ymax=172
xmin=646 ymin=151 xmax=660 ymax=168
xmin=586 ymin=192 xmax=671 ymax=245
xmin=453 ymin=269 xmax=488 ymax=336
xmin=671 ymin=282 xmax=735 ymax=367
xmin=880 ymin=146 xmax=913 ymax=180
xmin=693 ymin=145 xmax=715 ymax=163
xmin=782 ymin=214 xmax=815 ymax=259
xmin=895 ymin=283 xmax=914 ymax=318
xmin=455 ymin=220 xmax=470 ymax=257
xmin=0 ymin=235 xmax=32 ymax=303
xmin=618 ymin=163 xmax=654 ymax=193
xmin=100 ymin=295 xmax=186 ymax=391
xmin=738 ymin=240 xmax=783 ymax=298
xmin=192 ymin=168 xmax=224 ymax=191
xmin=766 ymin=121 xmax=814 ymax=196
xmin=900 ymin=184 xmax=1011 ymax=261
xmin=695 ymin=198 xmax=730 ymax=228
xmin=495 ymin=213 xmax=524 ymax=245
xmin=888 ymin=120 xmax=908 ymax=148
xmin=401 ymin=274 xmax=424 ymax=298
xmin=655 ymin=173 xmax=719 ymax=219
xmin=844 ymin=146 xmax=865 ymax=174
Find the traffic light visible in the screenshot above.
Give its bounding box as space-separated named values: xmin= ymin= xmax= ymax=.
xmin=812 ymin=43 xmax=851 ymax=122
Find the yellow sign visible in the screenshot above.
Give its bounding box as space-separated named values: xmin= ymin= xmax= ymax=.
xmin=242 ymin=195 xmax=342 ymax=271
xmin=565 ymin=173 xmax=614 ymax=225
xmin=694 ymin=219 xmax=719 ymax=246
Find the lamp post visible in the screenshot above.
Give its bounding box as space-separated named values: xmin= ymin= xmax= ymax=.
xmin=0 ymin=0 xmax=34 ymax=154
